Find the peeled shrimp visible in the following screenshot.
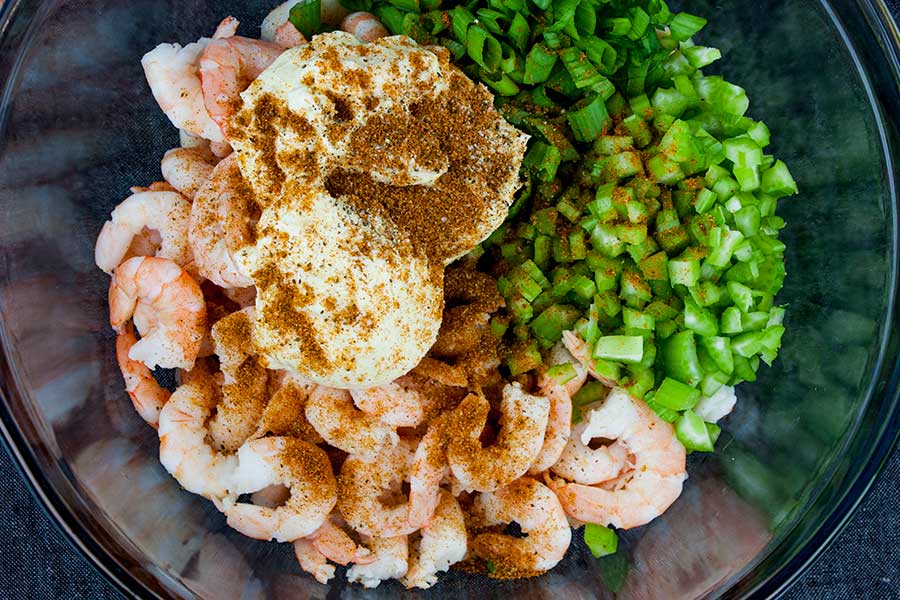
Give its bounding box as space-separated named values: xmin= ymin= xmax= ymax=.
xmin=189 ymin=156 xmax=255 ymax=289
xmin=346 ymin=536 xmax=409 ymax=589
xmin=340 ymin=12 xmax=389 ymax=42
xmin=448 ymin=384 xmax=550 ymax=492
xmin=551 ymin=388 xmax=687 ymax=530
xmin=226 ymin=436 xmax=336 ymax=542
xmin=312 ymin=518 xmax=374 ymax=566
xmin=292 ymin=516 xmax=374 ymax=584
xmin=305 ymin=386 xmax=398 ymax=461
xmin=402 ymin=491 xmax=467 ymax=589
xmin=407 ymin=413 xmax=450 ymax=530
xmin=213 ymin=16 xmax=239 ymax=39
xmin=95 ymin=191 xmax=192 ymax=274
xmin=116 ymin=323 xmax=171 ymax=428
xmin=109 ymin=256 xmax=206 ymax=370
xmin=161 ymin=147 xmax=218 ymax=199
xmin=293 ymin=539 xmax=335 ymax=584
xmin=470 ymin=478 xmax=571 ymax=574
xmin=207 ymin=308 xmax=270 ymax=452
xmin=142 ymin=40 xmax=224 ymax=143
xmin=257 ymin=373 xmax=321 ymax=443
xmin=158 ymin=379 xmax=238 ymax=502
xmin=198 ymin=36 xmax=283 ymax=137
xmin=550 ymin=410 xmax=631 ymax=485
xmin=350 ymin=377 xmax=426 ymax=428
xmin=337 ymin=439 xmax=417 ymax=537
xmin=528 ymin=377 xmax=573 ymax=475
xmin=563 ymin=330 xmax=617 ymax=386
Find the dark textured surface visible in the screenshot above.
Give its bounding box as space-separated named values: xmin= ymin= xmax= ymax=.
xmin=0 ymin=3 xmax=897 ymax=600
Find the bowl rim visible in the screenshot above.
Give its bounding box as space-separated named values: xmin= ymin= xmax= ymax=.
xmin=0 ymin=0 xmax=897 ymax=599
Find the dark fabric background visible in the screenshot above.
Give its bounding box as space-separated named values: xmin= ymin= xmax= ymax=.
xmin=0 ymin=1 xmax=898 ymax=598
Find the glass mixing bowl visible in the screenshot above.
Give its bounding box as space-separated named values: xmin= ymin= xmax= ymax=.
xmin=0 ymin=0 xmax=897 ymax=598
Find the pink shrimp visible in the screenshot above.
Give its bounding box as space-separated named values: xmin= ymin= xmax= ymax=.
xmin=95 ymin=190 xmax=192 ymax=274
xmin=447 ymin=384 xmax=549 ymax=492
xmin=115 ymin=323 xmax=171 ymax=428
xmin=528 ymin=377 xmax=573 ymax=475
xmin=199 ymin=36 xmax=283 ymax=137
xmin=160 ymin=146 xmax=218 ymax=199
xmin=350 ymin=377 xmax=427 ymax=428
xmin=305 ymin=386 xmax=398 ymax=461
xmin=407 ymin=413 xmax=450 ymax=529
xmin=274 ymin=23 xmax=307 ymax=48
xmin=108 ymin=256 xmax=206 ymax=370
xmin=226 ymin=437 xmax=337 ymax=542
xmin=470 ymin=478 xmax=571 ymax=575
xmin=551 ymin=388 xmax=687 ymax=530
xmin=340 ymin=12 xmax=389 ymax=42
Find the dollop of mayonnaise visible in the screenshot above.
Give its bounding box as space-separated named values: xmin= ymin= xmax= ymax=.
xmin=228 ymin=32 xmax=527 ymax=388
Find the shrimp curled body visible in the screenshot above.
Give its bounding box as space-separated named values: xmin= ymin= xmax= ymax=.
xmin=552 ymin=388 xmax=687 ymax=530
xmin=227 ymin=436 xmax=337 ymax=542
xmin=108 ymin=256 xmax=206 ymax=370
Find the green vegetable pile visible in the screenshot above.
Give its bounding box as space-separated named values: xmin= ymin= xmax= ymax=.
xmin=338 ymin=0 xmax=798 ymax=457
xmin=276 ymin=0 xmax=804 ymax=574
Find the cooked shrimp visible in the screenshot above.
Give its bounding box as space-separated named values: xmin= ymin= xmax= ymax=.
xmin=189 ymin=156 xmax=255 ymax=289
xmin=315 ymin=518 xmax=374 ymax=565
xmin=551 ymin=388 xmax=687 ymax=529
xmin=95 ymin=191 xmax=192 ymax=274
xmin=161 ymin=147 xmax=218 ymax=199
xmin=407 ymin=413 xmax=450 ymax=530
xmin=337 ymin=439 xmax=418 ymax=537
xmin=402 ymin=491 xmax=467 ymax=589
xmin=226 ymin=436 xmax=337 ymax=542
xmin=470 ymin=478 xmax=571 ymax=575
xmin=562 ymin=330 xmax=618 ymax=387
xmin=350 ymin=377 xmax=426 ymax=428
xmin=293 ymin=539 xmax=335 ymax=584
xmin=158 ymin=379 xmax=238 ymax=502
xmin=213 ymin=16 xmax=239 ymax=39
xmin=550 ymin=411 xmax=631 ymax=485
xmin=142 ymin=40 xmax=224 ymax=143
xmin=251 ymin=484 xmax=290 ymax=508
xmin=116 ymin=323 xmax=171 ymax=428
xmin=346 ymin=536 xmax=409 ymax=589
xmin=207 ymin=308 xmax=270 ymax=452
xmin=109 ymin=256 xmax=206 ymax=370
xmin=306 ymin=386 xmax=398 ymax=461
xmin=129 ymin=181 xmax=178 ymax=194
xmin=274 ymin=23 xmax=306 ymax=49
xmin=447 ymin=384 xmax=550 ymax=492
xmin=694 ymin=385 xmax=737 ymax=423
xmin=528 ymin=378 xmax=573 ymax=475
xmin=199 ymin=36 xmax=283 ymax=137
xmin=257 ymin=373 xmax=322 ymax=443
xmin=412 ymin=356 xmax=468 ymax=388
xmin=180 ymin=128 xmax=209 ymax=149
xmin=548 ymin=340 xmax=588 ymax=397
xmin=340 ymin=12 xmax=389 ymax=42
xmin=293 ymin=516 xmax=375 ymax=584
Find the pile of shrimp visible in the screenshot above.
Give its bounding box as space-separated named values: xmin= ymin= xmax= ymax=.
xmin=94 ymin=2 xmax=688 ymax=589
